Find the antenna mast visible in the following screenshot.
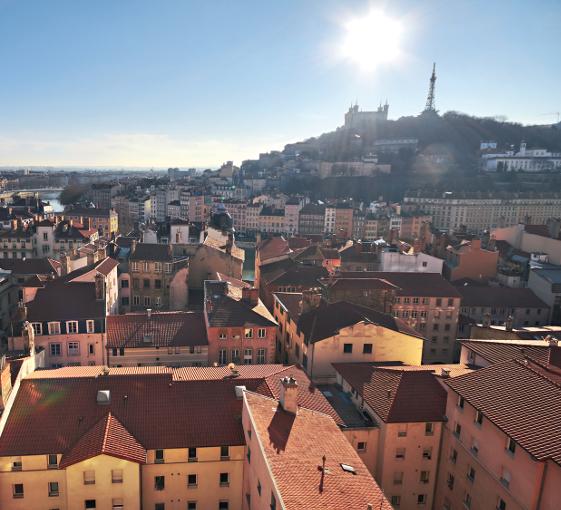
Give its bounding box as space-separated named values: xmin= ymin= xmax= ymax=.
xmin=423 ymin=62 xmax=437 ymax=113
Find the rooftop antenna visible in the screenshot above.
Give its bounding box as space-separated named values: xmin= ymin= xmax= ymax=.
xmin=423 ymin=62 xmax=437 ymax=113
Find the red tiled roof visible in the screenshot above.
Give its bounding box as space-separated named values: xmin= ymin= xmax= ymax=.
xmin=244 ymin=391 xmax=392 ymax=510
xmin=460 ymin=340 xmax=550 ymax=365
xmin=107 ymin=311 xmax=208 ymax=348
xmin=60 ymin=412 xmax=146 ymax=468
xmin=0 ymin=365 xmax=341 ymax=457
xmin=333 ymin=363 xmax=447 ymax=423
xmin=298 ymin=301 xmax=424 ymax=343
xmin=445 ymin=358 xmax=561 ymax=465
xmin=257 ymin=236 xmax=291 ymax=262
xmin=320 ymin=277 xmax=398 ymax=291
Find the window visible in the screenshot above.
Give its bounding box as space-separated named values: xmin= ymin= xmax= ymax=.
xmin=45 ymin=454 xmax=58 ymax=470
xmin=447 ymin=472 xmax=455 ymax=489
xmin=220 ymin=446 xmax=230 ymax=460
xmin=121 ymin=297 xmax=129 ymax=306
xmin=357 ymin=441 xmax=367 ymax=452
xmin=343 ymin=343 xmax=353 ymax=353
xmin=244 ymin=328 xmax=253 ymax=338
xmin=155 ymin=262 xmax=162 ymax=272
xmin=397 ymin=424 xmax=407 ymax=437
xmin=155 ymin=279 xmax=162 ymax=289
xmin=506 ymin=437 xmax=516 ymax=455
xmin=85 ymin=501 xmax=97 ymax=509
xmin=155 ymin=475 xmax=165 ymax=490
xmin=68 ymin=341 xmax=80 ymax=356
xmin=448 ymin=298 xmax=454 ymax=306
xmin=187 ymin=474 xmax=197 ymax=488
xmin=219 ymin=502 xmax=229 ymax=510
xmin=464 ymin=492 xmax=472 ymax=509
xmin=256 ymin=348 xmax=266 ymax=364
xmin=133 ymin=295 xmax=141 ymax=305
xmin=12 ymin=483 xmax=24 ymax=498
xmin=425 ymin=422 xmax=434 ymax=436
xmin=48 ymin=322 xmax=61 ymax=335
xmin=121 ymin=279 xmax=129 ymax=288
xmin=231 ymin=349 xmax=240 ymax=363
xmin=144 ymin=296 xmax=151 ymax=306
xmin=257 ymin=480 xmax=261 ymax=495
xmin=219 ymin=472 xmax=229 ymax=487
xmin=155 ymin=504 xmax=165 ymax=510
xmin=363 ymin=343 xmax=372 ymax=354
xmin=86 ymin=320 xmax=95 ymax=334
xmin=188 ymin=447 xmax=197 ymax=462
xmin=393 ymin=471 xmax=404 ymax=485
xmin=219 ymin=331 xmax=227 ymax=340
xmin=258 ymin=328 xmax=266 ymax=338
xmin=500 ymin=468 xmax=511 ymax=488
xmin=155 ymin=449 xmax=164 ymax=463
xmin=83 ymin=470 xmax=95 ymax=485
xmin=247 ymin=447 xmax=251 ymax=463
xmin=112 ymin=469 xmax=123 ymax=483
xmin=457 ymin=396 xmax=465 ymax=409
xmin=50 ymin=343 xmax=62 ymax=357
xmin=67 ymin=321 xmax=78 ymax=334
xmin=422 ymin=448 xmax=432 ymax=460
xmin=271 ymin=493 xmax=277 ymax=510
xmin=395 ymin=448 xmax=406 ymax=459
xmin=497 ymin=497 xmax=507 ymax=510
xmin=188 ymin=503 xmax=197 ymax=510
xmin=112 ymin=498 xmax=124 ymax=510
xmin=467 ymin=466 xmax=476 ymax=482
xmin=32 ymin=322 xmax=43 ymax=335
xmin=391 ymin=495 xmax=401 ymax=506
xmin=417 ymin=494 xmax=427 ymax=505
xmin=471 ymin=438 xmax=479 ymax=456
xmin=48 ymin=481 xmax=59 ymax=496
xmin=436 ymin=298 xmax=442 ymax=307
xmin=165 ymin=263 xmax=172 ymax=273
xmin=87 ymin=343 xmax=95 ymax=356
xmin=450 ymin=448 xmax=458 ymax=464
xmin=219 ymin=349 xmax=227 ymax=365
xmin=243 ymin=348 xmax=253 ymax=364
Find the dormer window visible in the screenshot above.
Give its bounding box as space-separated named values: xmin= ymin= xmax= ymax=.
xmin=31 ymin=323 xmax=42 ymax=336
xmin=48 ymin=322 xmax=61 ymax=335
xmin=86 ymin=320 xmax=95 ymax=334
xmin=66 ymin=321 xmax=78 ymax=334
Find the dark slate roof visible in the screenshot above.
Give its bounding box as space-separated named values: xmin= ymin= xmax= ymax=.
xmin=333 ymin=363 xmax=447 ymax=423
xmin=297 ymin=301 xmax=424 ymax=343
xmin=456 ymin=285 xmax=548 ymax=309
xmin=27 ymin=279 xmax=105 ymax=321
xmin=107 ymin=311 xmax=208 ymax=348
xmin=267 ymin=263 xmax=328 ymax=287
xmin=129 ymin=243 xmax=173 ymax=262
xmin=0 ymin=258 xmax=60 ymax=275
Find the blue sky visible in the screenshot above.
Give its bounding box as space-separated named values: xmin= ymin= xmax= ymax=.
xmin=0 ymin=0 xmax=559 ymax=167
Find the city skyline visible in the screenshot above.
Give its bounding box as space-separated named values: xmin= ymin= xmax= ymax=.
xmin=0 ymin=0 xmax=560 ymax=167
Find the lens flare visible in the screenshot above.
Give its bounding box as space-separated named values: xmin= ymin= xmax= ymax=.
xmin=340 ymin=9 xmax=403 ymax=72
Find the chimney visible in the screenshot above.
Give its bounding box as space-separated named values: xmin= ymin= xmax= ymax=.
xmin=60 ymin=252 xmax=72 ymax=276
xmin=301 ymin=289 xmax=322 ymax=313
xmin=226 ymin=232 xmax=233 ymax=255
xmin=147 ymin=308 xmax=152 ymax=319
xmin=505 ymin=315 xmax=513 ymax=332
xmin=242 ymin=287 xmax=259 ymax=306
xmin=279 ymin=376 xmax=298 ymax=414
xmin=548 ymin=343 xmax=561 ymax=369
xmin=482 ymin=312 xmax=491 ymax=328
xmin=130 ymin=239 xmax=137 ymax=255
xmin=94 ymin=273 xmax=105 ymax=301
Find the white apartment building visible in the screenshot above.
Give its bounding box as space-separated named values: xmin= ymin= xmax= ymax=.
xmin=482 ymin=142 xmax=561 ymax=172
xmin=324 ymin=206 xmax=336 ymax=234
xmin=403 ymin=192 xmax=561 ymax=232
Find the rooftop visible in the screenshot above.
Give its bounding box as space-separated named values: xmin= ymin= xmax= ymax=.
xmin=244 ymin=391 xmax=391 ymax=510
xmin=129 ymin=243 xmax=174 ymax=262
xmin=456 ymin=285 xmax=548 ymax=308
xmin=460 ymin=339 xmax=552 ymax=365
xmin=333 ymin=362 xmax=447 ymax=423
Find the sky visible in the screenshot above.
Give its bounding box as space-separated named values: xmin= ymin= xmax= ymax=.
xmin=0 ymin=0 xmax=559 ymax=168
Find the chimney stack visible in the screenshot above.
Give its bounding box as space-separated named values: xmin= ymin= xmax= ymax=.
xmin=147 ymin=308 xmax=152 ymax=319
xmin=242 ymin=287 xmax=259 ymax=306
xmin=279 ymin=376 xmax=298 ymax=414
xmin=301 ymin=289 xmax=322 ymax=313
xmin=505 ymin=315 xmax=514 ymax=332
xmin=482 ymin=312 xmax=491 ymax=328
xmin=94 ymin=273 xmax=105 ymax=301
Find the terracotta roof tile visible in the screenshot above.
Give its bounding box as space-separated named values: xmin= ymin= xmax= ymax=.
xmin=333 ymin=363 xmax=447 ymax=423
xmin=107 ymin=311 xmax=208 ymax=348
xmin=244 ymin=391 xmax=391 ymax=510
xmin=60 ymin=412 xmax=146 ymax=468
xmin=445 ymin=358 xmax=561 ymax=465
xmin=460 ymin=340 xmax=551 ymax=365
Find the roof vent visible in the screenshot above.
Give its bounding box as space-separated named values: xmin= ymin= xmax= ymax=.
xmin=441 ymin=367 xmax=451 ymax=378
xmin=96 ymin=390 xmax=111 ymax=405
xmin=234 ymin=385 xmax=246 ymax=399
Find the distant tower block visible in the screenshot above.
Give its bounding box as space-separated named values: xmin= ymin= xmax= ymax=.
xmin=423 ymin=62 xmax=437 ymax=113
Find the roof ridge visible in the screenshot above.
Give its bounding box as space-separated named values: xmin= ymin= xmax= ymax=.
xmin=384 ymin=371 xmax=404 ymax=420
xmin=102 ymin=412 xmax=112 ymax=453
xmin=516 ymin=358 xmax=561 ymax=390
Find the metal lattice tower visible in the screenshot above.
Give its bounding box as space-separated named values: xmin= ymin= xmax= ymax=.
xmin=423 ymin=62 xmax=437 ymax=113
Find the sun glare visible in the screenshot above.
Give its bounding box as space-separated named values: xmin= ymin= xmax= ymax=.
xmin=340 ymin=9 xmax=403 ymax=72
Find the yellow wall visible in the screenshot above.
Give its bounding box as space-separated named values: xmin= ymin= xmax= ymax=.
xmin=142 ymin=446 xmax=245 ymax=510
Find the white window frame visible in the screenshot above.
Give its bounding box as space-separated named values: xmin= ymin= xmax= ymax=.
xmin=257 ymin=328 xmax=266 ymax=338
xmin=68 ymin=341 xmax=80 ymax=356
xmin=144 ymin=296 xmax=151 ymax=306
xmin=244 ymin=328 xmax=253 ymax=339
xmin=86 ymin=320 xmax=95 ymax=334
xmin=32 ymin=322 xmax=43 ymax=336
xmin=47 ymin=322 xmax=60 ymax=335
xmin=243 ymin=348 xmax=253 ymax=364
xmin=256 ymin=348 xmax=266 ymax=364
xmin=219 ymin=349 xmax=227 ymax=365
xmin=49 ymin=343 xmax=62 ymax=357
xmin=66 ymin=321 xmax=78 ymax=334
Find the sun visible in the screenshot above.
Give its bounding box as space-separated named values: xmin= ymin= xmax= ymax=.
xmin=340 ymin=9 xmax=403 ymax=72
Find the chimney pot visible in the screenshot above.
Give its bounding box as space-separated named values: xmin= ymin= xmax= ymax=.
xmin=147 ymin=308 xmax=152 ymax=319
xmin=279 ymin=376 xmax=298 ymax=414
